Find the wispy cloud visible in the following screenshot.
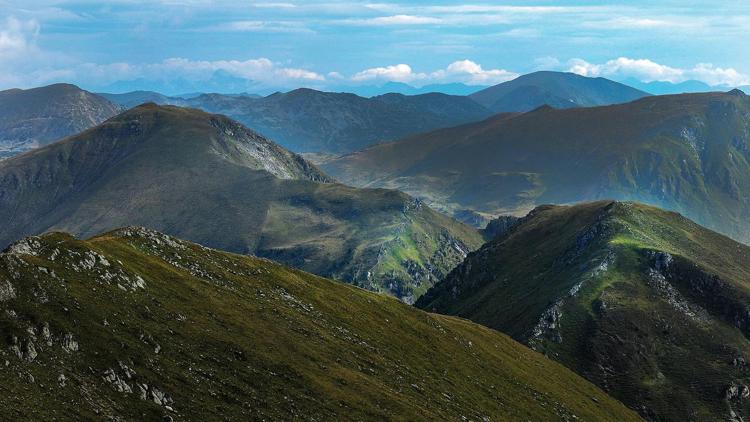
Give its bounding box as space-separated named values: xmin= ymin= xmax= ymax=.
xmin=207 ymin=20 xmax=314 ymax=33
xmin=340 ymin=15 xmax=442 ymax=26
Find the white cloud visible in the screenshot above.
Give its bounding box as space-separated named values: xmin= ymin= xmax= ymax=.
xmin=352 ymin=64 xmax=424 ymax=82
xmin=351 ymin=60 xmax=518 ymax=86
xmin=342 ymin=15 xmax=442 ymax=26
xmin=582 ymin=16 xmax=703 ymax=30
xmin=568 ymin=57 xmax=750 ymax=87
xmin=209 ymin=20 xmax=313 ymax=33
xmin=251 ymin=2 xmax=297 ymax=8
xmin=142 ymin=57 xmax=325 ymax=83
xmin=433 ymin=60 xmax=518 ymax=85
xmin=0 ymin=16 xmax=39 ymax=58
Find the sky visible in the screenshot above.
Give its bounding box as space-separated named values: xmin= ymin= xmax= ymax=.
xmin=1 ymin=1 xmax=749 ymax=94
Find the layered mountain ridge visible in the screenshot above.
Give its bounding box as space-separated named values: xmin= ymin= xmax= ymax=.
xmin=0 ymin=227 xmax=639 ymax=420
xmin=325 ymin=90 xmax=750 ymax=244
xmin=0 ymin=103 xmax=482 ymax=300
xmin=418 ymin=201 xmax=750 ymax=421
xmin=106 ymin=88 xmax=495 ymax=154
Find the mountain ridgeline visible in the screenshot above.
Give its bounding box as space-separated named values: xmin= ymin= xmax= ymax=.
xmin=418 ymin=201 xmax=750 ymax=421
xmin=100 ymin=72 xmax=656 ymax=155
xmin=105 ymin=88 xmax=495 ymax=154
xmin=469 ymin=71 xmax=650 ymax=112
xmin=0 ymin=84 xmax=122 ymax=159
xmin=0 ymin=228 xmax=639 ymax=420
xmin=325 ymin=90 xmax=750 ymax=244
xmin=0 ymin=104 xmax=482 ymax=301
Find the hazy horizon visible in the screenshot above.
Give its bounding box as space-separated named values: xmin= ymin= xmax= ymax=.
xmin=1 ymin=1 xmax=749 ymax=94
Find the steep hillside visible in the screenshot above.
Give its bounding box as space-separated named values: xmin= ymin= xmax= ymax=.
xmin=0 ymin=104 xmax=482 ymax=301
xmin=470 ymin=71 xmax=649 ymax=112
xmin=325 ymin=91 xmax=750 ymax=242
xmin=0 ymin=228 xmax=638 ymax=420
xmin=418 ymin=201 xmax=750 ymax=421
xmin=0 ymin=84 xmax=122 ymax=159
xmin=106 ymin=88 xmax=494 ymax=154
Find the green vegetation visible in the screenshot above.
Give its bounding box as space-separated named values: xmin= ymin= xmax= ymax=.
xmin=0 ymin=104 xmax=483 ymax=300
xmin=417 ymin=200 xmax=750 ymax=420
xmin=325 ymin=91 xmax=750 ymax=244
xmin=0 ymin=228 xmax=639 ymax=421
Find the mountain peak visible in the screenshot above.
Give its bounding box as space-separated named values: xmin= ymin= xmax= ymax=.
xmin=0 ymin=83 xmax=122 ymax=159
xmin=469 ymin=71 xmax=649 ymax=112
xmin=417 ymin=200 xmax=750 ymax=420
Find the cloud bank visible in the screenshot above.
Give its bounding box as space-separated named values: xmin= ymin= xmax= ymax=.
xmin=569 ymin=57 xmax=749 ymax=87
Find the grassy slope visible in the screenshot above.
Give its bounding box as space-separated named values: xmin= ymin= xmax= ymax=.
xmin=0 ymin=229 xmax=639 ymax=421
xmin=0 ymin=104 xmax=483 ymax=300
xmin=325 ymin=91 xmax=750 ymax=243
xmin=417 ymin=200 xmax=750 ymax=420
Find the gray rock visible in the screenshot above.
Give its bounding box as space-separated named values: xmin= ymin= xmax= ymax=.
xmin=61 ymin=333 xmax=79 ymax=353
xmin=0 ymin=279 xmax=15 ymax=301
xmin=103 ymin=368 xmax=132 ymax=393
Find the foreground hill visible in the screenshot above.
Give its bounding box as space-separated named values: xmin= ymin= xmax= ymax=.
xmin=0 ymin=84 xmax=122 ymax=159
xmin=325 ymin=90 xmax=750 ymax=243
xmin=0 ymin=104 xmax=482 ymax=301
xmin=106 ymin=88 xmax=494 ymax=154
xmin=0 ymin=228 xmax=638 ymax=420
xmin=418 ymin=201 xmax=750 ymax=421
xmin=469 ymin=71 xmax=649 ymax=112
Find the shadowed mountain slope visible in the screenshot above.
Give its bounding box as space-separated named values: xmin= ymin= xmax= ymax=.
xmin=0 ymin=104 xmax=482 ymax=301
xmin=469 ymin=71 xmax=649 ymax=112
xmin=0 ymin=84 xmax=122 ymax=159
xmin=106 ymin=88 xmax=494 ymax=154
xmin=325 ymin=91 xmax=750 ymax=243
xmin=418 ymin=201 xmax=750 ymax=421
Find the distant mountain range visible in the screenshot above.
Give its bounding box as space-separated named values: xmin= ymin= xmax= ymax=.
xmin=470 ymin=71 xmax=650 ymax=112
xmin=0 ymin=84 xmax=121 ymax=159
xmin=418 ymin=200 xmax=750 ymax=421
xmin=0 ymin=227 xmax=639 ymax=420
xmin=96 ymin=71 xmax=668 ymax=155
xmin=5 ymin=72 xmax=737 ymax=161
xmin=621 ymin=78 xmax=750 ymax=95
xmin=324 ymin=90 xmax=750 ymax=244
xmin=337 ymin=81 xmax=486 ymax=97
xmin=0 ymin=103 xmax=482 ymax=301
xmin=102 ymin=88 xmax=495 ymax=154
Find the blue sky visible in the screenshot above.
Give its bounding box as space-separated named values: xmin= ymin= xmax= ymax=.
xmin=1 ymin=1 xmax=749 ymax=93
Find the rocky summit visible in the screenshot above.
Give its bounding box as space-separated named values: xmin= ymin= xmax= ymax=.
xmin=0 ymin=228 xmax=639 ymax=421
xmin=417 ymin=200 xmax=750 ymax=421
